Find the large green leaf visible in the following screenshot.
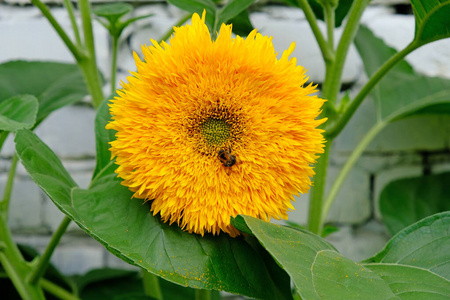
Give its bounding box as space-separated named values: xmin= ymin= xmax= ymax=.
xmin=410 ymin=0 xmax=450 ymax=46
xmin=232 ymin=215 xmax=337 ymax=300
xmin=0 ymin=95 xmax=38 ymax=131
xmin=379 ymin=172 xmax=450 ymax=236
xmin=363 ymin=212 xmax=450 ymax=281
xmin=283 ymin=0 xmax=354 ymax=27
xmin=217 ymin=0 xmax=254 ymax=26
xmin=75 ymin=268 xmax=221 ymax=300
xmin=311 ymin=250 xmax=397 ymax=299
xmin=167 ymin=0 xmax=217 ymax=29
xmin=366 ymin=264 xmax=450 ymax=299
xmin=93 ymin=98 xmax=116 ymax=178
xmin=14 ymin=129 xmax=291 ymax=300
xmin=355 ymin=26 xmax=450 ymax=123
xmin=0 ymin=61 xmax=91 ymax=122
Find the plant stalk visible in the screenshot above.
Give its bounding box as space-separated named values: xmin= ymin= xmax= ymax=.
xmin=0 ymin=214 xmax=45 ymax=300
xmin=307 ymin=140 xmax=332 ymax=235
xmin=28 ymin=216 xmax=71 ymax=285
xmin=1 ymin=153 xmax=19 ymax=220
xmin=327 ymin=41 xmax=420 ymax=139
xmin=62 ymin=0 xmax=82 ymax=46
xmin=110 ymin=35 xmax=119 ymax=94
xmin=322 ymin=121 xmax=386 ymax=222
xmin=40 ymin=278 xmax=80 ymax=300
xmin=296 ymin=0 xmax=334 ymax=63
xmin=30 ymin=0 xmax=83 ymax=61
xmin=321 ymin=0 xmax=370 ymax=103
xmin=142 ymin=270 xmax=163 ymax=300
xmin=78 ymin=0 xmax=104 ymax=108
xmin=324 ymin=3 xmax=335 ymax=50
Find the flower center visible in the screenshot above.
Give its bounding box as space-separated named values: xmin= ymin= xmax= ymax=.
xmin=200 ymin=118 xmax=230 ymax=146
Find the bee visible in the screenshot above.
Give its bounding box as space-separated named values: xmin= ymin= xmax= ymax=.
xmin=218 ymin=148 xmax=236 ymax=167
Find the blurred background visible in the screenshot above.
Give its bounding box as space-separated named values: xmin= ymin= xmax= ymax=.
xmin=1 ymin=0 xmax=449 ymax=277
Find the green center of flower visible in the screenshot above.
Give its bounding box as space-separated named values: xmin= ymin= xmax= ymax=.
xmin=200 ymin=118 xmax=230 ymax=146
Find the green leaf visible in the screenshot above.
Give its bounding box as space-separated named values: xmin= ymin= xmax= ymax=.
xmin=283 ymin=0 xmax=354 ymax=27
xmin=311 ymin=250 xmax=397 ymax=299
xmin=232 ymin=215 xmax=337 ymax=300
xmin=379 ymin=172 xmax=450 ymax=236
xmin=167 ymin=0 xmax=217 ymax=30
xmin=217 ymin=0 xmax=254 ymax=26
xmin=0 ymin=61 xmax=91 ymax=123
xmin=15 ymin=131 xmax=291 ymax=299
xmin=93 ymin=2 xmax=133 ymax=22
xmin=93 ymin=98 xmax=116 ymax=179
xmin=410 ymin=0 xmax=450 ymax=46
xmin=227 ymin=10 xmax=254 ymax=36
xmin=0 ymin=95 xmax=38 ymax=131
xmin=365 ymin=264 xmax=450 ymax=299
xmin=355 ymin=26 xmax=450 ymax=123
xmin=363 ymin=212 xmax=450 ymax=281
xmin=14 ymin=130 xmax=78 ymax=210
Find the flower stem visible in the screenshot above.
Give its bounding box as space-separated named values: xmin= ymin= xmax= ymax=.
xmin=322 ymin=122 xmax=386 ymax=222
xmin=195 ymin=289 xmax=211 ymax=300
xmin=110 ymin=35 xmax=119 ymax=94
xmin=1 ymin=153 xmax=19 ymax=220
xmin=324 ymin=3 xmax=335 ymax=50
xmin=326 ymin=41 xmax=419 ymax=139
xmin=307 ymin=140 xmax=332 ymax=235
xmin=62 ymin=0 xmax=82 ymax=46
xmin=321 ymin=0 xmax=370 ymax=103
xmin=0 ymin=214 xmax=45 ymax=300
xmin=40 ymin=278 xmax=80 ymax=300
xmin=79 ymin=0 xmax=104 ymax=108
xmin=28 ymin=216 xmax=71 ymax=285
xmin=159 ymin=13 xmax=191 ymax=43
xmin=296 ymin=0 xmax=334 ymax=64
xmin=30 ymin=0 xmax=83 ymax=61
xmin=142 ymin=270 xmax=163 ymax=300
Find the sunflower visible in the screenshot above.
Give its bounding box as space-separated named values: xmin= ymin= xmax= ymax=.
xmin=106 ymin=12 xmax=326 ymax=237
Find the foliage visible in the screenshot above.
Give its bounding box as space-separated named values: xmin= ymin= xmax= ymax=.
xmin=1 ymin=0 xmax=450 ymax=299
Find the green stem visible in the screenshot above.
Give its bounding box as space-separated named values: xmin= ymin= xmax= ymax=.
xmin=0 ymin=214 xmax=45 ymax=300
xmin=40 ymin=278 xmax=80 ymax=300
xmin=327 ymin=41 xmax=420 ymax=139
xmin=321 ymin=0 xmax=370 ymax=103
xmin=324 ymin=4 xmax=335 ymax=50
xmin=79 ymin=0 xmax=104 ymax=108
xmin=322 ymin=121 xmax=386 ymax=222
xmin=1 ymin=154 xmax=19 ymax=220
xmin=159 ymin=13 xmax=191 ymax=43
xmin=31 ymin=0 xmax=83 ymax=61
xmin=28 ymin=216 xmax=71 ymax=285
xmin=296 ymin=0 xmax=334 ymax=63
xmin=195 ymin=289 xmax=212 ymax=300
xmin=307 ymin=140 xmax=332 ymax=235
xmin=142 ymin=270 xmax=163 ymax=300
xmin=62 ymin=0 xmax=82 ymax=46
xmin=110 ymin=35 xmax=119 ymax=94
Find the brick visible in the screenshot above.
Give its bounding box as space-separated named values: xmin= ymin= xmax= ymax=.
xmin=5 ymin=175 xmax=44 ymax=232
xmin=326 ymin=220 xmax=390 ymax=261
xmin=325 ymin=165 xmax=371 ymax=224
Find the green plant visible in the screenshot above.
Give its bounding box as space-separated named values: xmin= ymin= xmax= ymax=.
xmin=1 ymin=0 xmax=450 ymax=299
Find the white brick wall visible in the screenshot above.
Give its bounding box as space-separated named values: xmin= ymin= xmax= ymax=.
xmin=1 ymin=1 xmax=449 ymax=274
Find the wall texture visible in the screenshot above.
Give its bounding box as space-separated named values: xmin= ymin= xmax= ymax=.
xmin=1 ymin=0 xmax=450 ymax=275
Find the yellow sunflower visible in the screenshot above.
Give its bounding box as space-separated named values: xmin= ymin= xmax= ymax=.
xmin=106 ymin=12 xmax=326 ymax=237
